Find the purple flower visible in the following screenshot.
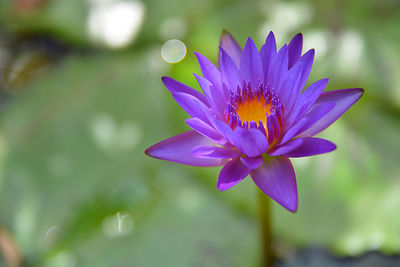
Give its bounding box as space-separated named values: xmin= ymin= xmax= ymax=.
xmin=145 ymin=31 xmax=363 ymax=212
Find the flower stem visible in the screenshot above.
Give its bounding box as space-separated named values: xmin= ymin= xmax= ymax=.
xmin=258 ymin=190 xmax=274 ymax=267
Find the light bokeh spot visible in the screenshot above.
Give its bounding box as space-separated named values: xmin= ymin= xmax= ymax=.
xmin=161 ymin=39 xmax=187 ymax=64
xmin=87 ymin=0 xmax=145 ymax=49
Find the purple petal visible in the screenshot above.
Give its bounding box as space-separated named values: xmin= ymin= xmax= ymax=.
xmin=233 ymin=127 xmax=269 ymax=157
xmin=145 ymin=131 xmax=228 ymax=167
xmin=269 ymin=138 xmax=304 ymax=156
xmin=294 ymin=102 xmax=336 ymax=137
xmin=185 ymin=117 xmax=225 ymax=145
xmin=217 ymin=157 xmax=250 ymax=191
xmin=194 ymin=74 xmax=225 ymax=118
xmin=162 ymin=76 xmax=207 ymax=105
xmin=240 ymin=156 xmax=263 ymax=170
xmin=240 ymin=37 xmax=264 ymax=88
xmin=297 ymin=49 xmax=315 ymax=93
xmin=279 ymin=62 xmax=302 ymax=113
xmin=172 ymin=92 xmax=211 ymax=123
xmin=194 ymin=52 xmax=224 ymax=95
xmin=300 ymin=78 xmax=330 ymax=109
xmin=193 ymin=74 xmax=213 ymax=104
xmin=266 ymin=116 xmax=274 ymax=144
xmin=192 ymin=146 xmax=241 ymax=159
xmin=288 ymin=33 xmax=303 ymax=69
xmin=219 ymin=30 xmax=242 ymax=67
xmin=285 ymin=137 xmax=336 ymax=157
xmin=219 ymin=47 xmax=243 ymax=93
xmin=300 ymin=88 xmax=364 ymax=136
xmin=266 ymin=115 xmax=282 ymax=145
xmin=270 ymin=115 xmax=280 ymax=140
xmin=258 ymin=120 xmax=267 ymax=136
xmin=267 ymin=44 xmax=288 ymax=91
xmin=281 ymin=102 xmax=335 ymax=143
xmin=250 ymin=156 xmax=298 ymax=212
xmin=287 ymin=78 xmax=329 ymax=126
xmin=213 ymin=119 xmax=235 ymax=145
xmin=260 ymin=31 xmax=277 ymax=83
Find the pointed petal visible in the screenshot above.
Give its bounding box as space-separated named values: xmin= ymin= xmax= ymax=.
xmin=185 ymin=117 xmax=225 ymax=144
xmin=213 ymin=119 xmax=235 ymax=145
xmin=281 ymin=102 xmax=335 ymax=143
xmin=233 ymin=127 xmax=269 ymax=157
xmin=260 ymin=31 xmax=277 ymax=83
xmin=192 ymin=146 xmax=241 ymax=159
xmin=300 ymin=88 xmax=364 ymax=136
xmin=162 ymin=76 xmax=207 ymax=104
xmin=219 ymin=47 xmax=243 ymax=92
xmin=193 ymin=73 xmax=213 ymax=102
xmin=299 ymin=78 xmax=330 ymax=110
xmin=269 ymin=138 xmax=304 ymax=156
xmin=217 ymin=157 xmax=250 ymax=191
xmin=250 ymin=156 xmax=298 ymax=212
xmin=287 ymin=78 xmax=329 ymax=126
xmin=240 ymin=37 xmax=264 ymax=88
xmin=288 ymin=33 xmax=303 ymax=69
xmin=266 ymin=116 xmax=274 ymax=144
xmin=145 ymin=131 xmax=228 ymax=167
xmin=172 ymin=92 xmax=211 ymax=123
xmin=194 ymin=52 xmax=224 ymax=95
xmin=240 ymin=156 xmax=263 ymax=170
xmin=294 ymin=102 xmax=335 ymax=137
xmin=219 ymin=30 xmax=242 ymax=67
xmin=267 ymin=44 xmax=289 ymax=91
xmin=270 ymin=115 xmax=280 ymax=140
xmin=279 ymin=62 xmax=302 ymax=111
xmin=297 ymin=49 xmax=315 ymax=93
xmin=194 ymin=74 xmax=225 ymax=117
xmin=285 ymin=137 xmax=336 ymax=157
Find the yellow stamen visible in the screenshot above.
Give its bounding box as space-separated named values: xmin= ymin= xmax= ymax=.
xmin=236 ymin=96 xmax=271 ymax=127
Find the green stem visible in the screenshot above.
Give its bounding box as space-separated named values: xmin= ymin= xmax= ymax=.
xmin=258 ymin=190 xmax=274 ymax=267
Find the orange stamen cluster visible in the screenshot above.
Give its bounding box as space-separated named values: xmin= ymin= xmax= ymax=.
xmin=236 ymin=96 xmax=271 ymax=128
xmin=224 ymin=83 xmax=283 ymax=142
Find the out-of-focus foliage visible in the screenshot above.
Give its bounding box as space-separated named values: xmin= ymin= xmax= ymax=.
xmin=0 ymin=0 xmax=399 ymax=266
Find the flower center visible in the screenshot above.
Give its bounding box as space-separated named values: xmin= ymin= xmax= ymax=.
xmin=236 ymin=96 xmax=271 ymax=127
xmin=224 ymin=83 xmax=281 ymax=130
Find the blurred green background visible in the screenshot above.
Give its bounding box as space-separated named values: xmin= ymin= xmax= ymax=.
xmin=0 ymin=0 xmax=399 ymax=266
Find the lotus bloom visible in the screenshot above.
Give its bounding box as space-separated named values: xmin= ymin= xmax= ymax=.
xmin=145 ymin=31 xmax=363 ymax=212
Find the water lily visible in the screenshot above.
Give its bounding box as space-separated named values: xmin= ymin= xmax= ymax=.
xmin=145 ymin=31 xmax=363 ymax=212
